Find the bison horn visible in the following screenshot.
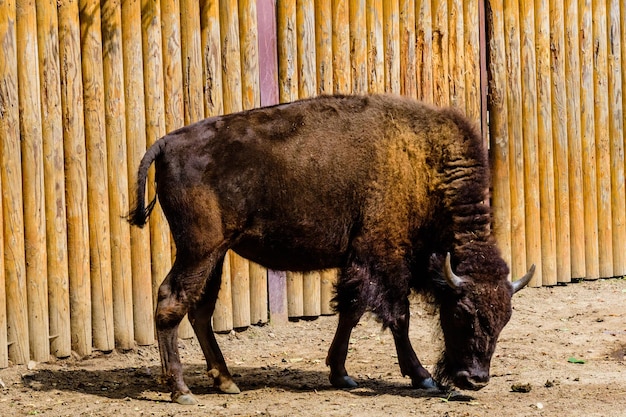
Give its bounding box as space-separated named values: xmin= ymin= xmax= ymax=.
xmin=444 ymin=252 xmax=466 ymax=290
xmin=511 ymin=264 xmax=536 ymax=294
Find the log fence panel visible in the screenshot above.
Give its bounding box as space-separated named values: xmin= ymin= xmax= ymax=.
xmin=2 ymin=0 xmax=626 ymax=364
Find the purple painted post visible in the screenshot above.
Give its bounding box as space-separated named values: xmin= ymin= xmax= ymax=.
xmin=257 ymin=0 xmax=287 ymax=323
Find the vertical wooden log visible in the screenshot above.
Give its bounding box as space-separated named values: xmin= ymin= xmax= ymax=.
xmin=432 ymin=0 xmax=449 ymax=106
xmin=607 ymin=0 xmax=626 ymax=277
xmin=200 ymin=0 xmax=224 ymax=116
xmin=17 ymin=0 xmax=50 ymax=361
xmin=448 ymin=0 xmax=465 ymax=109
xmin=239 ymin=0 xmax=261 ymax=109
xmin=286 ymin=272 xmax=304 ymax=318
xmin=463 ymin=0 xmax=481 ymax=122
xmin=592 ymin=0 xmax=613 ymax=278
xmin=161 ymin=0 xmax=184 ymax=132
xmin=37 ymin=0 xmax=71 ymax=359
xmin=59 ymin=0 xmax=93 ymax=355
xmin=486 ymin=0 xmax=512 ymax=273
xmin=122 ymin=0 xmax=154 ymax=345
xmin=268 ymin=270 xmax=288 ymax=323
xmin=213 ymin=252 xmax=233 ymax=332
xmin=366 ymin=0 xmax=384 ymax=93
xmin=80 ymin=0 xmax=115 ymax=351
xmin=240 ymin=0 xmax=267 ymax=327
xmin=0 ymin=180 xmax=5 ymax=366
xmin=0 ymin=0 xmax=29 ymax=364
xmin=302 ymin=272 xmax=321 ymax=317
xmin=415 ymin=0 xmax=433 ymax=103
xmin=503 ymin=0 xmax=526 ymax=279
xmin=315 ymin=0 xmax=333 ymax=95
xmin=102 ymin=0 xmax=134 ymax=350
xmin=278 ymin=0 xmax=298 ymax=101
xmin=258 ymin=0 xmax=279 ymax=106
xmin=297 ymin=0 xmax=320 ymax=318
xmin=320 ymin=269 xmax=336 ymax=315
xmin=579 ymin=0 xmax=600 ymax=279
xmin=519 ymin=0 xmax=542 ymax=286
xmin=230 ymin=252 xmax=250 ymax=329
xmin=549 ymin=0 xmax=572 ymax=283
xmin=350 ymin=0 xmax=367 ymax=93
xmin=216 ymin=0 xmax=247 ymax=332
xmin=534 ymin=0 xmax=557 ymax=286
xmin=383 ymin=0 xmax=400 ymax=94
xmin=332 ymin=0 xmax=351 ymax=93
xmin=141 ymin=0 xmax=171 ymax=318
xmin=297 ymin=0 xmax=316 ymax=98
xmin=399 ymin=0 xmax=417 ymax=98
xmin=564 ymin=0 xmax=585 ymax=279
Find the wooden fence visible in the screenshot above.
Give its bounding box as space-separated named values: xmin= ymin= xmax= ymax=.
xmin=0 ymin=0 xmax=624 ymax=367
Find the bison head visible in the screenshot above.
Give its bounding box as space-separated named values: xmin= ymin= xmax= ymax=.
xmin=431 ymin=252 xmax=534 ymax=390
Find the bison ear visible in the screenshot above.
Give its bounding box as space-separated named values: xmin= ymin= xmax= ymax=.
xmin=511 ymin=264 xmax=536 ymax=294
xmin=444 ymin=252 xmax=466 ymax=290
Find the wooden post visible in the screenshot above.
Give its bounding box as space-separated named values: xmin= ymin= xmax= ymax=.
xmin=564 ymin=0 xmax=585 ymax=279
xmin=0 ymin=0 xmax=29 ymax=364
xmin=448 ymin=0 xmax=465 ymax=109
xmin=102 ymin=0 xmax=134 ymax=349
xmin=592 ymin=0 xmax=613 ymax=278
xmin=519 ymin=0 xmax=542 ymax=286
xmin=315 ymin=0 xmax=333 ymax=95
xmin=486 ymin=0 xmax=512 ymax=273
xmin=278 ymin=0 xmax=298 ymax=100
xmin=463 ymin=0 xmax=481 ymax=122
xmin=503 ymin=0 xmax=526 ymax=279
xmin=239 ymin=0 xmax=268 ymax=326
xmin=320 ymin=270 xmax=337 ymax=315
xmin=332 ymin=0 xmax=351 ymax=93
xmin=432 ymin=0 xmax=450 ymax=106
xmin=268 ymin=270 xmax=288 ymax=323
xmin=549 ymin=0 xmax=572 ymax=283
xmin=80 ymin=0 xmax=115 ymax=352
xmin=349 ymin=0 xmax=367 ymax=93
xmin=213 ymin=253 xmax=233 ymax=332
xmin=201 ymin=0 xmax=224 ymax=117
xmin=141 ymin=0 xmax=172 ymax=321
xmin=216 ymin=0 xmax=247 ymax=332
xmin=399 ymin=0 xmax=417 ymax=98
xmin=286 ymin=272 xmax=304 ymax=318
xmin=122 ymin=0 xmax=154 ymax=345
xmin=366 ymin=0 xmax=384 ymax=93
xmin=59 ymin=0 xmax=93 ymax=356
xmin=534 ymin=0 xmax=557 ymax=286
xmin=37 ymin=0 xmax=71 ymax=358
xmin=303 ymin=272 xmax=321 ymax=317
xmin=230 ymin=252 xmax=251 ymax=329
xmin=0 ymin=182 xmax=5 ymax=366
xmin=607 ymin=0 xmax=626 ymax=277
xmin=579 ymin=0 xmax=600 ymax=279
xmin=383 ymin=0 xmax=400 ymax=94
xmin=17 ymin=0 xmax=50 ymax=361
xmin=415 ymin=0 xmax=434 ymax=103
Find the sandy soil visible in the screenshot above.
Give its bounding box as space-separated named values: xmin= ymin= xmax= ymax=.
xmin=1 ymin=278 xmax=625 ymax=417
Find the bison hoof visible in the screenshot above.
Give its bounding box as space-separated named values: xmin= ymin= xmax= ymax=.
xmin=412 ymin=377 xmax=442 ymax=391
xmin=173 ymin=393 xmax=198 ymax=405
xmin=330 ymin=375 xmax=358 ymax=389
xmin=218 ymin=380 xmax=241 ymax=394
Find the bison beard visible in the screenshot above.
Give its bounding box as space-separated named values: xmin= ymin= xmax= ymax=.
xmin=128 ymin=93 xmax=534 ymax=404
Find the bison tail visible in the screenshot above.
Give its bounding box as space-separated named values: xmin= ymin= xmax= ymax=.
xmin=127 ymin=138 xmax=165 ymax=227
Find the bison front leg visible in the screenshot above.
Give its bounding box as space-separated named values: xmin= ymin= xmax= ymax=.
xmin=390 ymin=299 xmax=440 ymax=391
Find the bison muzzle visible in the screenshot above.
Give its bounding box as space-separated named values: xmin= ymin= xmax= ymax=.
xmin=128 ymin=94 xmax=534 ymax=405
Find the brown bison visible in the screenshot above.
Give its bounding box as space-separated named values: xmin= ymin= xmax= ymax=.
xmin=128 ymin=94 xmax=534 ymax=405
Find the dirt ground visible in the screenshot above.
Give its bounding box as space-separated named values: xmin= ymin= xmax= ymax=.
xmin=0 ymin=278 xmax=625 ymax=417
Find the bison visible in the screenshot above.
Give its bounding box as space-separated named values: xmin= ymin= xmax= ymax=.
xmin=128 ymin=94 xmax=534 ymax=405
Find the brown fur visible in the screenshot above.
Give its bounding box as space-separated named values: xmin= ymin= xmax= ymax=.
xmin=128 ymin=94 xmax=529 ymax=401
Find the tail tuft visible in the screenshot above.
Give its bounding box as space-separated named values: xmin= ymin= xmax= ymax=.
xmin=127 ymin=196 xmax=157 ymax=227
